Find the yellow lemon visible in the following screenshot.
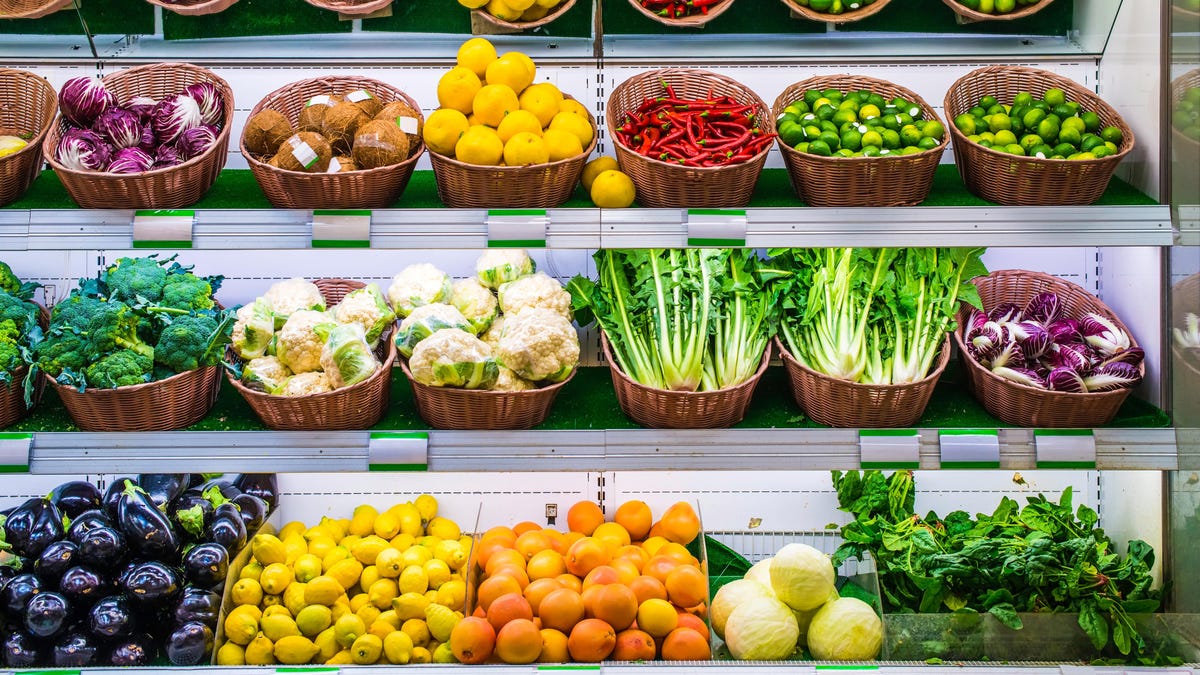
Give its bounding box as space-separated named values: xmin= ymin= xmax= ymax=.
xmin=349 ymin=593 xmax=370 ymax=613
xmin=457 ymin=0 xmax=489 ymax=7
xmin=509 ymin=50 xmax=537 ymax=81
xmin=422 ymin=109 xmax=469 ymax=157
xmin=424 ymin=603 xmax=461 ymax=643
xmin=296 ymin=605 xmax=333 ymax=637
xmin=391 ymin=591 xmax=431 ymax=621
xmin=376 ymin=609 xmax=401 ymax=630
xmin=466 ymin=113 xmax=484 ymax=126
xmin=410 ymin=646 xmax=432 ymax=663
xmin=331 ymin=603 xmax=350 ymax=622
xmin=229 ymin=604 xmax=263 ymax=623
xmin=252 ymin=534 xmax=288 ymax=566
xmin=502 ymin=0 xmax=535 ymax=9
xmin=473 ymin=83 xmax=519 ymax=127
xmin=521 ymin=4 xmax=550 ymax=20
xmin=262 ymin=594 xmax=283 ymax=608
xmin=375 ymin=547 xmax=404 ymax=578
xmin=436 ymin=67 xmax=481 ymax=116
xmin=293 ymin=554 xmax=323 ymax=583
xmin=231 ymin=578 xmax=263 ymax=607
xmin=216 ymin=641 xmax=245 ymax=665
xmin=314 ymin=627 xmax=340 ymax=662
xmin=327 ymin=558 xmax=364 ymax=591
xmin=560 ymin=98 xmax=590 ymax=118
xmin=356 ymin=603 xmax=382 ymax=628
xmin=322 ymin=546 xmax=351 ymax=571
xmin=283 ymin=535 xmax=308 ymax=564
xmin=414 ymin=494 xmax=438 ymax=524
xmin=359 ymin=565 xmax=381 ymax=592
xmin=432 ymin=539 xmax=467 ymax=571
xmin=456 ymin=37 xmax=497 ymax=79
xmin=486 ymin=53 xmax=534 ymax=92
xmin=503 ymin=132 xmax=550 ymax=166
xmin=423 ymin=558 xmax=452 ymax=590
xmin=273 ymin=635 xmax=319 ymax=665
xmin=368 ymin=619 xmax=394 ymax=641
xmin=306 ymin=535 xmax=337 ymax=559
xmin=279 ymin=521 xmax=306 ymax=541
xmin=245 ymin=632 xmax=276 ymax=666
xmin=369 ymin=578 xmax=400 ymax=610
xmin=261 ymin=613 xmax=301 ymax=643
xmin=390 ymin=532 xmax=417 ymax=550
xmin=401 ymin=618 xmax=431 ymax=648
xmin=304 ymin=575 xmax=344 ymax=606
xmin=582 ymin=155 xmax=619 ymax=191
xmin=394 ymin=503 xmax=423 ymax=538
xmin=348 ymin=505 xmax=378 ymax=538
xmin=399 ymin=564 xmax=430 ymax=595
xmin=240 ymin=561 xmax=264 ymax=581
xmin=535 ymin=0 xmax=561 ymax=6
xmin=435 ymin=578 xmax=467 ymax=611
xmin=485 ymin=0 xmax=523 ymax=21
xmin=260 ymin=563 xmax=294 ymax=595
xmin=426 ymin=517 xmax=461 ymax=541
xmin=383 ymin=630 xmax=414 ymax=664
xmin=519 ymin=83 xmax=564 ymax=128
xmin=351 ymin=634 xmax=383 ymax=665
xmin=543 ymin=128 xmax=584 ymax=162
xmin=283 ymin=581 xmax=308 ymax=616
xmin=373 ymin=510 xmax=401 ymax=539
xmin=548 ymin=110 xmax=593 ymax=148
xmin=223 ymin=610 xmax=259 ymax=646
xmin=334 ymin=613 xmax=367 ymax=649
xmin=325 ymin=649 xmax=353 ymax=665
xmin=496 ymin=109 xmax=543 ymax=143
xmin=401 ymin=545 xmax=432 ymax=568
xmin=590 ymin=169 xmax=636 ymax=208
xmin=338 ymin=534 xmax=361 ymax=551
xmin=263 ymin=605 xmax=291 ymax=618
xmin=454 ymin=125 xmax=504 ymax=166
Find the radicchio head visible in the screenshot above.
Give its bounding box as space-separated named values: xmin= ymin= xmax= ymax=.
xmin=990 ymin=340 xmax=1025 ymax=370
xmin=1047 ymin=342 xmax=1094 ymax=374
xmin=988 ymin=302 xmax=1022 ymax=325
xmin=1081 ymin=313 xmax=1132 ymax=357
xmin=106 ymin=147 xmax=154 ymax=174
xmin=1023 ymin=292 xmax=1061 ymax=325
xmin=59 ymin=76 xmax=116 ymax=128
xmin=1046 ymin=366 xmax=1086 ymax=393
xmin=123 ymin=96 xmax=158 ymax=123
xmin=1048 ymin=318 xmax=1083 ymax=345
xmin=175 ymin=125 xmax=218 ymax=160
xmin=92 ymin=107 xmax=143 ymax=150
xmin=1082 ymin=361 xmax=1142 ymax=392
xmin=152 ymin=94 xmax=202 ymax=145
xmin=183 ymin=82 xmax=224 ymax=127
xmin=56 ymin=129 xmax=112 ymax=172
xmin=1015 ymin=321 xmax=1050 ymax=359
xmin=154 ymin=144 xmax=182 ymax=168
xmin=1100 ymin=347 xmax=1145 ymax=369
xmin=992 ymin=366 xmax=1046 ymax=389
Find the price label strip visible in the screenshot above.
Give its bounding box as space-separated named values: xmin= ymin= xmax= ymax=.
xmin=939 ymin=429 xmax=1001 ymax=469
xmin=1035 ymin=429 xmax=1097 ymax=469
xmin=859 ymin=429 xmax=920 ymax=469
xmin=687 ymin=209 xmax=748 ymax=247
xmin=312 ymin=210 xmax=371 ymax=248
xmin=132 ymin=210 xmax=194 ymax=249
xmin=487 ymin=209 xmax=548 ymax=248
xmin=0 ymin=432 xmax=32 ymax=473
xmin=368 ymin=432 xmax=429 ymax=471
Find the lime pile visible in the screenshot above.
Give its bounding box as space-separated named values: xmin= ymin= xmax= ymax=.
xmin=954 ymin=0 xmax=1041 ymax=15
xmin=777 ymin=88 xmax=945 ymax=158
xmin=954 ymin=88 xmax=1124 ymax=160
xmin=1174 ymin=86 xmax=1200 ymax=142
xmin=791 ymin=0 xmax=881 ymax=15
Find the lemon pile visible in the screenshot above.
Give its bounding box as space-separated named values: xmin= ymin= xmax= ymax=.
xmin=216 ymin=495 xmax=470 ymax=666
xmin=456 ymin=0 xmax=568 ymax=24
xmin=425 ymin=38 xmax=594 ymax=167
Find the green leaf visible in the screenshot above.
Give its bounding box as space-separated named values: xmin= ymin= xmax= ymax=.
xmin=986 ymin=603 xmax=1022 ymax=630
xmin=1079 ymin=599 xmax=1109 ymax=651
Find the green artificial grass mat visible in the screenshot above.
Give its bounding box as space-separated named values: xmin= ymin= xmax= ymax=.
xmin=163 ymin=0 xmax=350 ymax=40
xmin=7 ymin=362 xmax=1170 ymax=433
xmin=5 ymin=166 xmax=1157 ymax=210
xmin=362 ymin=0 xmax=593 ymax=38
xmin=0 ymin=0 xmax=153 ymax=36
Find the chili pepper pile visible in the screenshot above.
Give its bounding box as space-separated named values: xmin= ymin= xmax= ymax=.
xmin=639 ymin=0 xmax=726 ymax=19
xmin=614 ymin=83 xmax=776 ymax=168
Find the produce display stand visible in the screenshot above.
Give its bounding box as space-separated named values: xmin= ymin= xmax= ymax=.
xmin=1 ymin=0 xmax=1199 ymax=671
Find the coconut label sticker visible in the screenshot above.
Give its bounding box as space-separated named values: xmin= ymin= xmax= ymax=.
xmin=291 ymin=141 xmax=319 ymax=169
xmin=397 ymin=116 xmax=420 ymax=135
xmin=327 ymin=157 xmax=342 ymax=173
xmin=305 ymin=94 xmax=333 ymax=108
xmin=347 ymin=89 xmax=374 ymax=103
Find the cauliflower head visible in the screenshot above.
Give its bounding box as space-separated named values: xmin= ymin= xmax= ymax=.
xmin=316 ymin=321 xmax=381 ymax=389
xmin=450 ymin=278 xmax=499 ymax=335
xmin=332 ymin=283 xmax=396 ymax=346
xmin=498 ymin=272 xmax=572 ymax=321
xmin=475 ymin=249 xmax=535 ymax=290
xmin=387 ymin=263 xmax=451 ymax=318
xmin=492 ymin=365 xmax=536 ymax=392
xmin=497 ymin=307 xmax=579 ymax=383
xmin=263 ymin=278 xmax=326 ymax=328
xmin=275 ymin=309 xmax=329 ymax=374
xmin=278 ymin=371 xmax=333 ymax=397
xmin=409 ymin=328 xmax=498 ymax=389
xmin=481 ymin=314 xmax=505 ymax=351
xmin=232 ymin=298 xmax=275 ymax=360
xmin=241 ymin=355 xmax=291 ymax=393
xmin=395 ymin=303 xmax=472 ymax=358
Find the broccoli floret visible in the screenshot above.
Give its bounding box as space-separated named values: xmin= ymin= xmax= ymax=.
xmin=0 ymin=342 xmax=20 ymax=374
xmin=0 ymin=262 xmax=21 ymax=296
xmin=50 ymin=294 xmax=108 ymax=331
xmin=159 ymin=273 xmax=216 ymax=312
xmin=35 ymin=328 xmax=89 ymax=378
xmin=84 ymin=349 xmax=153 ymax=389
xmin=86 ymin=302 xmax=155 ymax=360
xmin=104 ymin=256 xmax=168 ymax=303
xmin=154 ymin=312 xmax=233 ymax=374
xmin=0 ymin=291 xmax=38 ymax=334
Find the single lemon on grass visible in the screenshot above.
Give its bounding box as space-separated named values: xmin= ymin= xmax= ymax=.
xmin=473 ymin=84 xmax=519 ymax=127
xmin=581 ymin=155 xmax=618 ymax=191
xmin=543 ymin=128 xmax=583 ymax=162
xmin=497 ymin=109 xmax=544 ymax=143
xmin=519 ymin=83 xmax=564 ymax=128
xmin=486 ymin=53 xmax=534 ymax=94
xmin=590 ymin=170 xmax=636 ymax=208
xmin=485 ymin=0 xmax=523 ymax=21
xmin=436 ymin=67 xmax=481 ymax=116
xmin=456 ymin=37 xmax=497 ymax=79
xmin=559 ymin=98 xmax=589 ymax=118
xmin=548 ymin=110 xmax=593 ymax=148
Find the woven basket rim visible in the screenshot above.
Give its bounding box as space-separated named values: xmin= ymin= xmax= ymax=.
xmin=44 ymin=363 xmax=220 ymax=396
xmin=0 ymin=0 xmax=74 ymax=19
xmin=774 ymin=334 xmax=950 ymax=392
xmin=944 ymin=65 xmax=1136 ymax=166
xmin=607 ymin=68 xmax=774 ymax=173
xmin=0 ymin=68 xmax=57 ymax=166
xmin=144 ymin=0 xmax=237 ymax=13
xmin=472 ymin=0 xmax=577 ymax=30
xmin=303 ymin=0 xmax=392 ymax=15
xmin=625 ymin=0 xmax=735 ymax=27
xmin=601 ymin=330 xmax=770 ymax=396
xmin=399 ymin=357 xmax=577 ymax=397
xmin=938 ymin=0 xmax=1055 ymax=22
xmin=41 ymin=62 xmax=235 ymax=180
xmin=782 ymin=0 xmax=892 ymax=23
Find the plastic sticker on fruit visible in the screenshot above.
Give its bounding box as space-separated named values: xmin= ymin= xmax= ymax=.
xmin=331 ymin=284 xmax=396 ymax=347
xmin=316 ymin=322 xmax=381 ymax=389
xmin=232 ymin=299 xmax=276 ymax=360
xmin=496 ymin=307 xmax=579 ymax=383
xmin=475 ymin=249 xmax=535 ymax=290
xmin=263 ymin=278 xmax=326 ymax=330
xmin=408 ymin=328 xmax=499 ymax=389
xmin=806 ymin=597 xmax=882 ymax=660
xmin=498 ymin=272 xmax=572 ymax=321
xmin=395 ymin=303 xmax=472 ymax=359
xmin=387 ymin=263 xmax=452 ymax=318
xmin=450 ymin=278 xmax=499 ymax=335
xmin=275 ymin=309 xmax=331 ymax=374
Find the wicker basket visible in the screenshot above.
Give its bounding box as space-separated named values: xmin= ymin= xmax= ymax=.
xmin=42 ymin=63 xmax=234 ymax=209
xmin=400 ymin=360 xmax=575 ymax=431
xmin=952 ymin=270 xmax=1144 ymax=428
xmin=0 ymin=305 xmax=48 ymax=430
xmin=781 ymin=0 xmax=891 ymax=24
xmin=944 ymin=65 xmax=1135 ymax=206
xmin=607 ymin=69 xmax=773 ymax=208
xmin=48 ymin=366 xmax=222 ymax=432
xmin=626 ymin=0 xmax=735 ymax=27
xmin=303 ymin=0 xmax=391 ymax=16
xmin=0 ymin=0 xmax=73 ymax=19
xmin=429 ymin=95 xmax=595 ymax=209
xmin=242 ymin=76 xmax=425 ymax=210
xmin=602 ymin=332 xmax=767 ymax=429
xmin=775 ymin=335 xmax=949 ymax=428
xmin=472 ymin=0 xmax=576 ymax=34
xmin=146 ymin=0 xmax=239 ymax=15
xmin=0 ymin=69 xmax=56 ymax=207
xmin=228 ymin=279 xmax=396 ymax=431
xmin=772 ymin=74 xmax=949 ymax=207
xmin=939 ymin=0 xmax=1055 ymax=22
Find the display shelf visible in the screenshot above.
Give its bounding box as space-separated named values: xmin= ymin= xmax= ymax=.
xmin=0 ymin=664 xmax=1100 ymax=673
xmin=0 ymin=168 xmax=1169 ymax=250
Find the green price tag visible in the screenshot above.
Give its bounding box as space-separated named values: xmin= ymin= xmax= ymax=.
xmin=859 ymin=429 xmax=920 ymax=469
xmin=368 ymin=431 xmax=429 ymax=471
xmin=0 ymin=431 xmax=32 ymax=473
xmin=133 ymin=209 xmax=194 ymax=249
xmin=1035 ymin=429 xmax=1097 ymax=469
xmin=687 ymin=208 xmax=747 ymax=247
xmin=487 ymin=209 xmax=548 ymax=248
xmin=312 ymin=209 xmax=371 ymax=248
xmin=939 ymin=428 xmax=1001 ymax=469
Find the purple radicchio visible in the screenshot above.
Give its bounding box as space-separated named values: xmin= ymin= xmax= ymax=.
xmin=106 ymin=147 xmax=154 ymax=174
xmin=92 ymin=107 xmax=143 ymax=150
xmin=992 ymin=366 xmax=1046 ymax=389
xmin=1081 ymin=312 xmax=1132 ymax=356
xmin=1082 ymin=361 xmax=1142 ymax=392
xmin=965 ymin=309 xmax=989 ymax=336
xmin=1048 ymin=318 xmax=1083 ymax=345
xmin=154 ymin=144 xmax=182 ymax=168
xmin=989 ymin=340 xmax=1025 ymax=370
xmin=1100 ymin=347 xmax=1145 ymax=369
xmin=59 ymin=76 xmax=116 ymax=128
xmin=138 ymin=124 xmax=157 ymax=153
xmin=988 ymin=302 xmax=1022 ymax=324
xmin=152 ymin=94 xmax=202 ymax=145
xmin=123 ymin=96 xmax=158 ymax=123
xmin=970 ymin=320 xmax=1003 ymax=354
xmin=183 ymin=82 xmax=224 ymax=127
xmin=1046 ymin=366 xmax=1086 ymax=393
xmin=1023 ymin=291 xmax=1061 ymax=325
xmin=1047 ymin=342 xmax=1094 ymax=373
xmin=175 ymin=125 xmax=218 ymax=160
xmin=1014 ymin=320 xmax=1050 ymax=359
xmin=56 ymin=129 xmax=112 ymax=171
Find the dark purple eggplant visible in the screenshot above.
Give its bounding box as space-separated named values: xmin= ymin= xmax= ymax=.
xmin=49 ymin=480 xmax=102 ymax=519
xmin=25 ymin=590 xmax=70 ymax=637
xmin=207 ymin=504 xmax=246 ymax=554
xmin=2 ymin=629 xmax=42 ymax=667
xmin=173 ymin=585 xmax=220 ymax=628
xmin=2 ymin=572 xmax=41 ymax=616
xmin=166 ymin=621 xmax=213 ymax=666
xmin=78 ymin=526 xmax=125 ymax=571
xmin=3 ymin=497 xmax=63 ymax=558
xmin=108 ymin=636 xmax=152 ymax=666
xmin=121 ymin=561 xmax=180 ymax=606
xmin=198 ymin=479 xmax=241 ymax=502
xmin=35 ymin=540 xmax=78 ymax=584
xmin=66 ymin=509 xmax=112 ymax=546
xmin=231 ymin=493 xmax=267 ymax=533
xmin=182 ymin=542 xmax=228 ymax=588
xmin=137 ymin=474 xmax=188 ymax=511
xmin=52 ymin=630 xmax=99 ymax=667
xmin=234 ymin=473 xmax=278 ymax=511
xmin=169 ymin=492 xmax=213 ymax=540
xmin=90 ymin=594 xmax=135 ymax=638
xmin=117 ymin=480 xmax=179 ymax=560
xmin=102 ymin=477 xmax=133 ymax=518
xmin=59 ymin=566 xmax=105 ymax=606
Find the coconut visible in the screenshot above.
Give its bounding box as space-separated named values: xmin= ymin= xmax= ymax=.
xmin=297 ymin=93 xmax=342 ymax=134
xmin=352 ymin=119 xmax=410 ymax=170
xmin=328 ymin=155 xmax=358 ymax=173
xmin=272 ymin=131 xmax=332 ymax=173
xmin=321 ymin=101 xmax=370 ymax=153
xmin=375 ymin=100 xmax=423 ymax=155
xmin=343 ymin=88 xmax=383 ymax=118
xmin=243 ymin=109 xmax=294 ymax=157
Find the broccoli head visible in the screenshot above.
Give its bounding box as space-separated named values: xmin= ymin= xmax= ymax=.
xmin=0 ymin=291 xmax=38 ymax=334
xmin=154 ymin=312 xmax=233 ymax=374
xmin=35 ymin=328 xmax=89 ymax=378
xmin=159 ymin=273 xmax=216 ymax=312
xmin=50 ymin=294 xmax=108 ymax=331
xmin=104 ymin=256 xmax=168 ymax=303
xmin=0 ymin=261 xmax=21 ymax=296
xmin=85 ymin=349 xmax=153 ymax=389
xmin=86 ymin=302 xmax=155 ymax=360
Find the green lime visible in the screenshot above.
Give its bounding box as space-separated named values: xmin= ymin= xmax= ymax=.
xmin=978 ymin=139 xmax=994 ymax=149
xmin=996 ymin=0 xmax=1016 ymax=11
xmin=803 ymin=125 xmax=823 ymax=140
xmin=881 ymin=129 xmax=901 ymax=149
xmin=810 ymin=0 xmax=833 ymax=10
xmin=1104 ymin=141 xmax=1119 ymax=154
xmin=1044 ymin=88 xmax=1067 ymax=107
xmin=1079 ymin=111 xmax=1100 ymax=132
xmin=899 ymin=146 xmax=922 ymax=155
xmin=969 ymin=106 xmax=987 ymax=119
xmin=1053 ymin=142 xmax=1077 ymax=157
xmin=837 ymin=98 xmax=859 ymax=111
xmin=841 ymin=128 xmax=863 ymax=151
xmin=860 ymin=104 xmax=882 ymax=120
xmin=793 ymin=142 xmax=810 ymax=153
xmin=1030 ymin=143 xmax=1053 ymax=158
xmin=1004 ymin=144 xmax=1026 ymax=155
xmin=953 ymin=114 xmax=977 ymax=136
xmin=1101 ymin=125 xmax=1123 ymax=144
xmin=917 ymin=136 xmax=940 ymax=150
xmin=808 ymin=139 xmax=832 ymax=156
xmin=817 ymin=130 xmax=841 ymax=149
xmin=1064 ymin=101 xmax=1081 ymax=116
xmin=1022 ymin=108 xmax=1046 ymax=129
xmin=820 ymin=120 xmax=839 ymax=134
xmin=978 ymin=131 xmax=996 ymax=144
xmin=1057 ymin=126 xmax=1082 ymax=147
xmin=993 ymin=130 xmax=1018 ymax=146
xmin=897 ymin=112 xmax=915 ymax=127
xmin=1090 ymin=146 xmax=1111 ymax=159
xmin=1036 ymin=118 xmax=1060 ymax=143
xmin=978 ymin=0 xmax=994 ymax=13
xmin=823 ymin=88 xmax=844 ymax=102
xmin=832 ymin=109 xmax=858 ymax=127
xmin=922 ymin=120 xmax=945 ymax=141
xmin=1013 ymin=92 xmax=1035 ymax=108
xmin=1051 ymin=103 xmax=1075 ymax=119
xmin=853 ymin=89 xmax=872 ymax=104
xmin=988 ymin=114 xmax=1012 ymax=133
xmin=1061 ymin=116 xmax=1086 ymax=134
xmin=979 ymin=94 xmax=999 ymax=109
xmin=1009 ymin=116 xmax=1025 ymax=135
xmin=1068 ymin=152 xmax=1096 ymax=161
xmin=862 ymin=145 xmax=881 ymax=157
xmin=882 ymin=114 xmax=904 ymax=131
xmin=803 ymin=89 xmax=822 ymax=106
xmin=861 ymin=130 xmax=883 ymax=148
xmin=816 ymin=104 xmax=837 ymax=121
xmin=867 ymin=93 xmax=887 ymax=109
xmin=899 ymin=124 xmax=923 ymax=146
xmin=1080 ymin=135 xmax=1104 ymax=153
xmin=835 ymin=148 xmax=856 ymax=157
xmin=785 ymin=102 xmax=809 ymax=117
xmin=779 ymin=121 xmax=806 ymax=147
xmin=1031 ymin=100 xmax=1049 ymax=113
xmin=986 ymin=103 xmax=1007 ymax=116
xmin=1020 ymin=134 xmax=1043 ymax=152
xmin=967 ymin=134 xmax=981 ymax=142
